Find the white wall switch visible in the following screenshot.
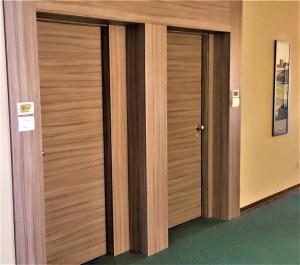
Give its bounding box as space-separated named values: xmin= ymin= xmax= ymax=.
xmin=231 ymin=97 xmax=240 ymax=108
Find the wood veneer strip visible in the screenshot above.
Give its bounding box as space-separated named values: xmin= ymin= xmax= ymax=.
xmin=3 ymin=1 xmax=47 ymax=264
xmin=207 ymin=34 xmax=215 ymax=218
xmin=109 ymin=25 xmax=130 ymax=255
xmin=201 ymin=34 xmax=211 ymax=218
xmin=126 ymin=24 xmax=147 ymax=254
xmin=126 ymin=23 xmax=168 ymax=256
xmin=101 ymin=26 xmax=114 ymax=255
xmin=228 ymin=0 xmax=243 ymax=219
xmin=36 ymin=1 xmax=231 ymax=32
xmin=212 ymin=33 xmax=230 ymax=219
xmin=145 ymin=24 xmax=168 ymax=255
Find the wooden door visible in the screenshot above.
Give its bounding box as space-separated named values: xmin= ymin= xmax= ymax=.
xmin=167 ymin=32 xmax=202 ymax=228
xmin=38 ymin=21 xmax=106 ymax=264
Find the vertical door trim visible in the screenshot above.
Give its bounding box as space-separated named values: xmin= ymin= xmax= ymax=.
xmin=145 ymin=23 xmax=168 ymax=255
xmin=3 ymin=1 xmax=46 ymax=264
xmin=126 ymin=23 xmax=168 ymax=256
xmin=105 ymin=25 xmax=130 ymax=256
xmin=126 ymin=24 xmax=147 ymax=254
xmin=200 ymin=34 xmax=211 ymax=218
xmin=211 ymin=32 xmax=231 ymax=219
xmin=101 ymin=26 xmax=114 ymax=255
xmin=229 ymin=0 xmax=242 ymax=219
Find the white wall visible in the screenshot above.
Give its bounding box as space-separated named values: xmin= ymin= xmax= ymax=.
xmin=0 ymin=0 xmax=15 ymax=263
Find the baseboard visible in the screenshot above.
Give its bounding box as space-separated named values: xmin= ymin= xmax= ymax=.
xmin=240 ymin=183 xmax=300 ymax=213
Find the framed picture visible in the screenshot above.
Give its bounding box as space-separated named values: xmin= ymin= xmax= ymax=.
xmin=272 ymin=40 xmax=290 ymax=136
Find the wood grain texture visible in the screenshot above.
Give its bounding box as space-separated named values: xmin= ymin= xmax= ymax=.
xmin=101 ymin=26 xmax=113 ymax=256
xmin=37 ymin=21 xmax=106 ymax=264
xmin=3 ymin=2 xmax=47 ymax=264
xmin=36 ymin=1 xmax=231 ymax=32
xmin=126 ymin=24 xmax=168 ymax=256
xmin=228 ymin=0 xmax=242 ymax=219
xmin=200 ymin=34 xmax=211 ymax=218
xmin=167 ymin=32 xmax=202 ymax=228
xmin=211 ymin=33 xmax=230 ymax=219
xmin=5 ymin=2 xmax=243 ymax=262
xmin=145 ymin=24 xmax=168 ymax=255
xmin=126 ymin=24 xmax=147 ymax=254
xmin=109 ymin=25 xmax=130 ymax=255
xmin=206 ymin=34 xmax=215 ymax=218
xmin=207 ymin=2 xmax=242 ymax=220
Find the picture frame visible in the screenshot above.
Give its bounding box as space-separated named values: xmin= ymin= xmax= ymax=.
xmin=272 ymin=40 xmax=290 ymax=136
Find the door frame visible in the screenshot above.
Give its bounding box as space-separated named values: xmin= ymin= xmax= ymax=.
xmin=165 ymin=28 xmax=236 ymax=220
xmin=3 ymin=1 xmax=242 ymax=264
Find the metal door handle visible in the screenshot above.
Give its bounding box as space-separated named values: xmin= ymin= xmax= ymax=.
xmin=196 ymin=125 xmax=205 ymax=131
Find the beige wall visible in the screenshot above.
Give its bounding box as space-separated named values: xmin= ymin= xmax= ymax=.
xmin=0 ymin=0 xmax=15 ymax=263
xmin=241 ymin=1 xmax=300 ymax=207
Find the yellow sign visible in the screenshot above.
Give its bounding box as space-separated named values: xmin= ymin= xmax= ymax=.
xmin=17 ymin=102 xmax=34 ymax=116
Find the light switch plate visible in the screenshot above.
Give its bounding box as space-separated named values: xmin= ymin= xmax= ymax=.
xmin=231 ymin=97 xmax=240 ymax=108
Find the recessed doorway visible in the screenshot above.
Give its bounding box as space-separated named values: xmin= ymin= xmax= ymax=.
xmin=167 ymin=31 xmax=204 ymax=228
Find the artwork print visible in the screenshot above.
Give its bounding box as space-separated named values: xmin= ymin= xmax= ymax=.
xmin=272 ymin=41 xmax=290 ymax=136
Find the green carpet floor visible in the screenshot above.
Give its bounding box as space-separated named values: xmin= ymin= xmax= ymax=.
xmin=86 ymin=190 xmax=300 ymax=265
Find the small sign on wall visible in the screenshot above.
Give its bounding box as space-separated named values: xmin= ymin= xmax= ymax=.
xmin=18 ymin=116 xmax=35 ymax=132
xmin=17 ymin=102 xmax=35 ymax=132
xmin=17 ymin=102 xmax=34 ymax=116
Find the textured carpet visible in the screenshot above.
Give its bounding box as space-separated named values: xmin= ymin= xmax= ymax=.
xmin=86 ymin=190 xmax=300 ymax=265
